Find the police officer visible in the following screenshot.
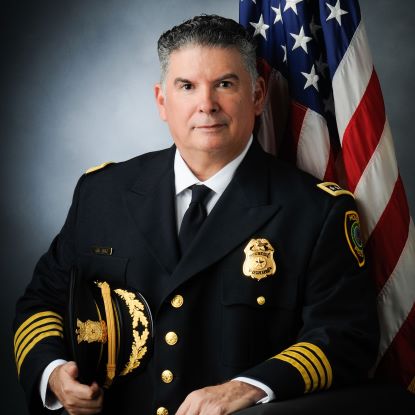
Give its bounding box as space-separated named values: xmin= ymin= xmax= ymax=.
xmin=13 ymin=15 xmax=378 ymax=415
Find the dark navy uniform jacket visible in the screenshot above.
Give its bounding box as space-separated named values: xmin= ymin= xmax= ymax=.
xmin=14 ymin=140 xmax=379 ymax=414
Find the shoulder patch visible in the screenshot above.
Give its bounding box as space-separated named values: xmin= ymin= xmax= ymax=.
xmin=344 ymin=210 xmax=365 ymax=267
xmin=85 ymin=161 xmax=115 ymax=175
xmin=317 ymin=182 xmax=354 ymax=198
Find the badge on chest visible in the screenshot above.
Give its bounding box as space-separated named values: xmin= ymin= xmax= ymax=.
xmin=243 ymin=238 xmax=277 ymax=281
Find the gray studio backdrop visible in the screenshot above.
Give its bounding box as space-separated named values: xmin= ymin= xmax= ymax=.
xmin=1 ymin=1 xmax=413 ymax=413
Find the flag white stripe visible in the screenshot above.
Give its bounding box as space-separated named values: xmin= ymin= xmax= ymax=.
xmin=354 ymin=120 xmax=398 ymax=241
xmin=376 ymin=219 xmax=415 ymax=360
xmin=296 ymin=109 xmax=330 ymax=180
xmin=332 ymin=22 xmax=373 ymax=143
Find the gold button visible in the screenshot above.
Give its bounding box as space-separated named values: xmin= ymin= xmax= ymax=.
xmin=171 ymin=294 xmax=184 ymax=308
xmin=156 ymin=407 xmax=169 ymax=415
xmin=165 ymin=331 xmax=178 ymax=346
xmin=161 ymin=370 xmax=174 ymax=383
xmin=257 ymin=296 xmax=266 ymax=305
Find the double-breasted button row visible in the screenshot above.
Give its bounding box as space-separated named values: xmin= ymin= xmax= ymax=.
xmin=167 ymin=296 xmax=181 ymax=349
xmin=157 ymin=295 xmax=181 ymax=409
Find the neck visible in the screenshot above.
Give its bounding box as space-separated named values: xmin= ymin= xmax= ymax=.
xmin=179 ymin=148 xmax=243 ymax=181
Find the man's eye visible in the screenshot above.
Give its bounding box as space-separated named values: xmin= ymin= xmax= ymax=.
xmin=181 ymin=83 xmax=193 ymax=90
xmin=218 ymin=81 xmax=232 ymax=88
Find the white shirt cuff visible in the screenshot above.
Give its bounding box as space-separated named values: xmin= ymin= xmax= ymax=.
xmin=232 ymin=376 xmax=276 ymax=403
xmin=39 ymin=359 xmax=67 ymax=410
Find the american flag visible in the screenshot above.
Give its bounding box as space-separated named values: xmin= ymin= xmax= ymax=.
xmin=239 ymin=0 xmax=415 ymax=391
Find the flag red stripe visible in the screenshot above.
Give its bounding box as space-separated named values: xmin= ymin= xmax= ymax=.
xmin=365 ymin=175 xmax=410 ymax=291
xmin=342 ymin=70 xmax=386 ymax=192
xmin=376 ymin=302 xmax=415 ymax=386
xmin=323 ymin=147 xmax=337 ymax=182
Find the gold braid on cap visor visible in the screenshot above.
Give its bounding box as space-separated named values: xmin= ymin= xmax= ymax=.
xmin=97 ymin=282 xmax=116 ymax=388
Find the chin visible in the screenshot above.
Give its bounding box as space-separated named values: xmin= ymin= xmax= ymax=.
xmin=198 ymin=136 xmax=231 ymax=152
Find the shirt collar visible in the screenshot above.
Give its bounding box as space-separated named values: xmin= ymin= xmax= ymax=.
xmin=174 ymin=136 xmax=253 ymax=196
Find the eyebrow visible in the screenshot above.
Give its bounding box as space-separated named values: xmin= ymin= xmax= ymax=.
xmin=174 ymin=77 xmax=192 ymax=86
xmin=214 ymin=73 xmax=240 ymax=83
xmin=173 ymin=73 xmax=240 ymax=86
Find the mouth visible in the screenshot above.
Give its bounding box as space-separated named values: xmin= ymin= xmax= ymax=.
xmin=194 ymin=124 xmax=226 ymax=131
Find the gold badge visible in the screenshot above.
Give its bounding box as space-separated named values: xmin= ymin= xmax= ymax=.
xmin=243 ymin=238 xmax=276 ymax=280
xmin=76 ymin=319 xmax=108 ymax=344
xmin=344 ymin=210 xmax=365 ymax=267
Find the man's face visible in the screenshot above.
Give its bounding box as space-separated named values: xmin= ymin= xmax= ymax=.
xmin=155 ymin=45 xmax=265 ymax=167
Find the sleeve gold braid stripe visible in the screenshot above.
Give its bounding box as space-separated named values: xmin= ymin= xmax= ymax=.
xmin=17 ymin=331 xmax=64 ymax=376
xmin=14 ymin=317 xmax=63 ymax=351
xmin=274 ymin=353 xmax=312 ymax=393
xmin=295 ymin=342 xmax=333 ymax=388
xmin=14 ymin=311 xmax=62 ymax=345
xmin=15 ymin=324 xmax=63 ymax=363
xmin=282 ymin=350 xmax=320 ymax=392
xmin=289 ymin=346 xmax=327 ymax=389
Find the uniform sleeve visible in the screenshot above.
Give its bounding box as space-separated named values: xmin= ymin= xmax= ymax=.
xmin=13 ymin=176 xmax=84 ymax=413
xmin=238 ymin=194 xmax=380 ymax=400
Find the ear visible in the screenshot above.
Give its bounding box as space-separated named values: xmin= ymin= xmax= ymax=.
xmin=154 ymin=83 xmax=167 ymax=121
xmin=253 ymin=76 xmax=266 ymax=116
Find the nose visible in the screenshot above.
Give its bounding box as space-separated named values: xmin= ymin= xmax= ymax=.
xmin=198 ymin=87 xmax=219 ymax=114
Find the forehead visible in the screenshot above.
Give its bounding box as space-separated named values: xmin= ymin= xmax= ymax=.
xmin=166 ymin=45 xmax=248 ymax=79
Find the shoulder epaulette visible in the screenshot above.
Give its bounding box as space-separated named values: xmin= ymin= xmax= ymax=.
xmin=85 ymin=161 xmax=115 ymax=175
xmin=317 ymin=182 xmax=354 ymax=198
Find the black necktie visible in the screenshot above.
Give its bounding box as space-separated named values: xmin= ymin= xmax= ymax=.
xmin=179 ymin=184 xmax=212 ymax=254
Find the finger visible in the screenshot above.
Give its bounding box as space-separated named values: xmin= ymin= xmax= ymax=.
xmin=67 ymin=406 xmax=102 ymax=415
xmin=64 ymin=391 xmax=103 ymax=414
xmin=63 ymin=379 xmax=102 ymax=402
xmin=175 ymin=399 xmax=191 ymax=415
xmin=64 ymin=361 xmax=79 ymax=379
xmin=89 ymin=382 xmax=101 ymax=399
xmin=78 ymin=385 xmax=104 ymax=405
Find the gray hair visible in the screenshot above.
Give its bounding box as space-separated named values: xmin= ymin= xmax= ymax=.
xmin=157 ymin=14 xmax=258 ymax=90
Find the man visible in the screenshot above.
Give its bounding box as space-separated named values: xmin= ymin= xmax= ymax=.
xmin=13 ymin=15 xmax=379 ymax=415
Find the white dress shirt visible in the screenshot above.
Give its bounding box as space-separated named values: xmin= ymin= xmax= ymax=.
xmin=40 ymin=136 xmax=275 ymax=408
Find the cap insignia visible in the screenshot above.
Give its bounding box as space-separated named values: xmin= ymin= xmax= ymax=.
xmin=76 ymin=319 xmax=107 ymax=344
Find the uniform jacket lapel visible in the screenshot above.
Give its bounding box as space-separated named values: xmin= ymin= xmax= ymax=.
xmin=125 ymin=146 xmax=181 ymax=275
